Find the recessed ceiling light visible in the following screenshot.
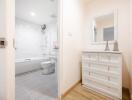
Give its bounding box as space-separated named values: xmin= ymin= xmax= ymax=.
xmin=30 ymin=12 xmax=36 ymax=16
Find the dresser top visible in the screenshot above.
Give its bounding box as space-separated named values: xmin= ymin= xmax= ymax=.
xmin=82 ymin=50 xmax=122 ymax=54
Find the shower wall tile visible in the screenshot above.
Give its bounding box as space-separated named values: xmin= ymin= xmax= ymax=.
xmin=15 ymin=18 xmax=57 ymax=60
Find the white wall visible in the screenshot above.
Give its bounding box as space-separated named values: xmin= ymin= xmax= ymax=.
xmin=15 ymin=18 xmax=43 ymax=59
xmin=61 ymin=0 xmax=84 ymax=94
xmin=83 ymin=0 xmax=130 ymax=89
xmin=15 ymin=18 xmax=58 ymax=60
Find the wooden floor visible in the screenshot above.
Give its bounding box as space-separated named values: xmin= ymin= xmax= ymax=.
xmin=62 ymin=83 xmax=131 ymax=100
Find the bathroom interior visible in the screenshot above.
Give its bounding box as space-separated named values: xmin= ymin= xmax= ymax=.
xmin=15 ymin=0 xmax=58 ymax=100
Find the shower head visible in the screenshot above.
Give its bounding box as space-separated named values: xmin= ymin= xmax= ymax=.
xmin=41 ymin=24 xmax=46 ymax=30
xmin=41 ymin=24 xmax=46 ymax=33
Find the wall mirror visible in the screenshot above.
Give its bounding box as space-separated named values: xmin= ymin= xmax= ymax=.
xmin=93 ymin=12 xmax=118 ymax=43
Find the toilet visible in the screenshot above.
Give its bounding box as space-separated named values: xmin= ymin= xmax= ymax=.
xmin=41 ymin=60 xmax=55 ymax=75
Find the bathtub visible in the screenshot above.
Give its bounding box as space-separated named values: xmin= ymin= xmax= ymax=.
xmin=15 ymin=57 xmax=49 ymax=75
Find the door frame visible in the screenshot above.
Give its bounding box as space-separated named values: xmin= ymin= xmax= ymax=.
xmin=4 ymin=0 xmax=63 ymax=99
xmin=57 ymin=0 xmax=63 ymax=99
xmin=5 ymin=0 xmax=15 ymax=100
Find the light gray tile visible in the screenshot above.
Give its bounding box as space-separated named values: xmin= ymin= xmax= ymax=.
xmin=16 ymin=70 xmax=58 ymax=100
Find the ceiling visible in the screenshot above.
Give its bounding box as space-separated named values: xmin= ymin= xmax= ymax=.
xmin=15 ymin=0 xmax=58 ymax=25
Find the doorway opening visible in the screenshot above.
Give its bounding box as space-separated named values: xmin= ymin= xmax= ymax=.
xmin=15 ymin=0 xmax=59 ymax=99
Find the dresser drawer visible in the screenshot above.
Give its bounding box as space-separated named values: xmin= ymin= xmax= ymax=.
xmin=82 ymin=53 xmax=98 ymax=62
xmin=82 ymin=62 xmax=90 ymax=68
xmin=82 ymin=68 xmax=108 ymax=81
xmin=83 ymin=78 xmax=121 ymax=98
xmin=82 ymin=63 xmax=108 ymax=71
xmin=109 ymin=76 xmax=121 ymax=83
xmin=85 ymin=67 xmax=120 ymax=78
xmin=99 ymin=53 xmax=110 ymax=63
xmin=108 ymin=65 xmax=121 ymax=73
xmin=98 ymin=53 xmax=122 ymax=65
xmin=110 ymin=54 xmax=122 ymax=64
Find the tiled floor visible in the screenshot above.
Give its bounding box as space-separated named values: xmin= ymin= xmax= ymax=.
xmin=15 ymin=70 xmax=58 ymax=100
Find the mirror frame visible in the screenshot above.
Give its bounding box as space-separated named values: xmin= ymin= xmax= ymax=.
xmin=91 ymin=10 xmax=118 ymax=44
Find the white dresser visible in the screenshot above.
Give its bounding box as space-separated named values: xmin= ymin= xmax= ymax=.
xmin=82 ymin=51 xmax=122 ymax=100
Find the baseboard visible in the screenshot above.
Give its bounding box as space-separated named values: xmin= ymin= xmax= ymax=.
xmin=61 ymin=80 xmax=81 ymax=99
